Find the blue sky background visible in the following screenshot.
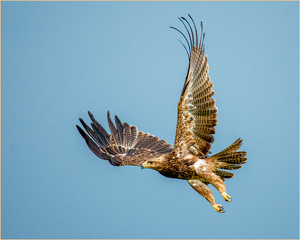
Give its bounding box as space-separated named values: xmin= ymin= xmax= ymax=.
xmin=1 ymin=1 xmax=299 ymax=239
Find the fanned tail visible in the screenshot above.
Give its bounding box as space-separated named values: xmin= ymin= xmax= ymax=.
xmin=209 ymin=138 xmax=248 ymax=180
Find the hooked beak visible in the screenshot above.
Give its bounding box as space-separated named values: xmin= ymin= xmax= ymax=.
xmin=141 ymin=162 xmax=147 ymax=169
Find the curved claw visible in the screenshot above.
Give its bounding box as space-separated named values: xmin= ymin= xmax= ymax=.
xmin=222 ymin=192 xmax=232 ymax=202
xmin=213 ymin=204 xmax=225 ymax=213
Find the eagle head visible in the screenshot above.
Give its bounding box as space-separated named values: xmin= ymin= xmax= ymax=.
xmin=141 ymin=155 xmax=166 ymax=171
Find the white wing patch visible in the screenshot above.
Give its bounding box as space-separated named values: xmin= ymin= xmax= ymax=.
xmin=192 ymin=159 xmax=206 ymax=169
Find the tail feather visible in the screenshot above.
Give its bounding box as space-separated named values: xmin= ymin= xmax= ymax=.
xmin=211 ymin=138 xmax=247 ymax=180
xmin=219 ymin=165 xmax=242 ymax=170
xmin=218 ymin=152 xmax=248 ymax=164
xmin=213 ymin=138 xmax=243 ymax=157
xmin=215 ymin=170 xmax=234 ymax=178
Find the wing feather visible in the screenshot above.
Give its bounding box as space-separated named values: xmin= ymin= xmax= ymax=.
xmin=76 ymin=125 xmax=111 ymax=160
xmin=189 ymin=107 xmax=218 ymax=116
xmin=77 ymin=112 xmax=173 ymax=166
xmin=107 ymin=111 xmax=120 ymax=146
xmin=145 ymin=136 xmax=159 ymax=149
xmin=212 ymin=138 xmax=244 ymax=157
xmin=115 ymin=115 xmax=124 ymax=146
xmin=151 ymin=139 xmax=168 ymax=150
xmin=79 ymin=118 xmax=105 ymax=150
xmin=129 ymin=125 xmax=138 ymax=148
xmin=131 ymin=131 xmax=144 ymax=148
xmin=192 ymin=76 xmax=212 ymax=97
xmin=88 ymin=111 xmax=110 ymax=144
xmin=191 ymin=56 xmax=208 ymax=88
xmin=139 ymin=134 xmax=154 ymax=148
xmin=133 ymin=132 xmax=149 ymax=149
xmin=106 ymin=146 xmax=119 ymax=155
xmin=190 ymin=90 xmax=214 ymax=106
xmin=123 ymin=122 xmax=131 ymax=148
xmin=154 ymin=143 xmax=173 ymax=152
xmin=91 ymin=123 xmax=108 ymax=147
xmin=171 ymin=17 xmax=217 ymax=158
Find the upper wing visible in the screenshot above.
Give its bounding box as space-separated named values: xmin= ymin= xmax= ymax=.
xmin=76 ymin=111 xmax=173 ymax=166
xmin=172 ymin=15 xmax=218 ymax=157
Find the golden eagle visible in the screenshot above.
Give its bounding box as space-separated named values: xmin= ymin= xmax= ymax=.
xmin=76 ymin=15 xmax=247 ymax=213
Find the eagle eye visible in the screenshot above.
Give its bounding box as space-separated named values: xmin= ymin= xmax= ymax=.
xmin=149 ymin=161 xmax=154 ymax=164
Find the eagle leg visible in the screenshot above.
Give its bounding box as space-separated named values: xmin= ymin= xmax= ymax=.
xmin=222 ymin=192 xmax=232 ymax=202
xmin=187 ymin=179 xmax=225 ymax=213
xmin=194 ymin=165 xmax=231 ymax=203
xmin=213 ymin=204 xmax=225 ymax=213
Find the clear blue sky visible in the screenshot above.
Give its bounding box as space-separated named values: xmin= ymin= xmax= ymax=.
xmin=2 ymin=1 xmax=299 ymax=239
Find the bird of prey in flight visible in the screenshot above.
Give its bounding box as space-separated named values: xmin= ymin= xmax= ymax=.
xmin=76 ymin=15 xmax=247 ymax=213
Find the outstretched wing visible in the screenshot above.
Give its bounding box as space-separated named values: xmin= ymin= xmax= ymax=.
xmin=172 ymin=15 xmax=218 ymax=158
xmin=76 ymin=111 xmax=173 ymax=166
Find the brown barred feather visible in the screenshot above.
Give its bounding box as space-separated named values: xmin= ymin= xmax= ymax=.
xmin=192 ymin=73 xmax=210 ymax=96
xmin=220 ymin=165 xmax=242 ymax=170
xmin=193 ymin=126 xmax=216 ymax=135
xmin=131 ymin=131 xmax=144 ymax=148
xmin=152 ymin=140 xmax=168 ymax=150
xmin=192 ymin=77 xmax=212 ymax=97
xmin=123 ymin=122 xmax=131 ymax=148
xmin=115 ymin=115 xmax=124 ymax=146
xmin=129 ymin=126 xmax=138 ymax=148
xmin=190 ymin=90 xmax=214 ymax=106
xmin=194 ymin=114 xmax=217 ymax=123
xmin=207 ymin=138 xmax=247 ymax=179
xmin=105 ymin=146 xmax=118 ymax=155
xmin=145 ymin=136 xmax=160 ymax=149
xmin=194 ymin=118 xmax=217 ymax=128
xmin=107 ymin=111 xmax=121 ymax=146
xmin=214 ymin=170 xmax=234 ymax=178
xmin=77 ymin=112 xmax=172 ymax=166
xmin=191 ymin=64 xmax=209 ymax=88
xmin=172 ymin=16 xmax=218 ymax=159
xmin=189 ymin=107 xmax=218 ymax=116
xmin=139 ymin=134 xmax=155 ymax=149
xmin=192 ymin=129 xmax=214 ymax=143
xmin=88 ymin=111 xmax=110 ymax=144
xmin=212 ymin=138 xmax=244 ymax=157
xmin=158 ymin=147 xmax=173 ymax=154
xmin=191 ymin=55 xmax=207 ymax=88
xmin=193 ymin=135 xmax=211 ymax=153
xmin=193 ymin=99 xmax=216 ymax=109
xmin=154 ymin=144 xmax=173 ymax=152
xmin=134 ymin=133 xmax=149 ymax=149
xmin=76 ymin=125 xmax=111 ymax=160
xmin=79 ymin=118 xmax=105 ymax=150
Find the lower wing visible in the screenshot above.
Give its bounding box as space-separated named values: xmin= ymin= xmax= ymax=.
xmin=76 ymin=111 xmax=173 ymax=166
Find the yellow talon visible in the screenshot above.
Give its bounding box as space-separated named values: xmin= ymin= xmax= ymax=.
xmin=213 ymin=204 xmax=225 ymax=213
xmin=222 ymin=192 xmax=231 ymax=202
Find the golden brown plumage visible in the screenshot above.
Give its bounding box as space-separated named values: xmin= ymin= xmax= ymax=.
xmin=76 ymin=15 xmax=247 ymax=213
